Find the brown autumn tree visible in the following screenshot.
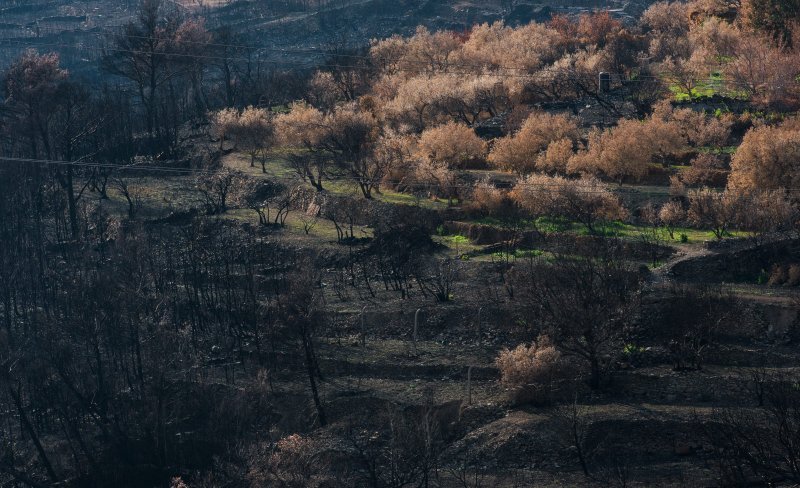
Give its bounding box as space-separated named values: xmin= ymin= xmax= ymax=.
xmin=737 ymin=189 xmax=797 ymax=235
xmin=275 ymin=102 xmax=329 ymax=191
xmin=380 ymin=73 xmax=452 ymax=130
xmin=460 ymin=21 xmax=565 ymax=72
xmin=642 ymin=1 xmax=692 ymax=63
xmin=416 ymin=122 xmax=487 ymax=170
xmin=467 ymin=178 xmax=519 ymax=220
xmin=728 ymin=123 xmax=800 ymax=191
xmin=576 ymin=11 xmax=623 ymax=47
xmin=536 ymin=137 xmax=575 ymax=174
xmin=496 ymin=335 xmax=564 ymax=404
xmin=687 ymin=188 xmax=744 ymax=239
xmin=370 ymin=26 xmax=462 ymax=75
xmin=568 ymin=116 xmax=684 ymax=182
xmin=511 ymin=174 xmax=627 ymax=233
xmin=687 ymin=16 xmax=740 ymax=75
xmin=739 ymin=0 xmax=800 ymax=45
xmin=681 ymin=153 xmax=728 ymax=186
xmin=488 ymin=112 xmax=580 ymax=174
xmin=209 ymin=107 xmax=239 ymax=150
xmin=277 ymin=102 xmax=388 ymax=198
xmin=228 ymin=106 xmax=276 ymax=171
xmin=659 ymin=200 xmax=687 ymax=239
xmin=414 ymin=156 xmax=460 ymax=205
xmin=724 ymin=33 xmax=800 ymax=110
xmin=652 ymin=100 xmax=732 ymax=149
xmin=3 ymin=49 xmax=68 ymax=160
xmin=322 ymin=104 xmax=382 ymax=198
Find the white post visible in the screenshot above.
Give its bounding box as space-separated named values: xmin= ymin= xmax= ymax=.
xmin=476 ymin=307 xmax=483 ymax=339
xmin=360 ymin=305 xmax=367 ymax=348
xmin=467 ymin=366 xmax=473 ymax=405
xmin=413 ymin=308 xmax=422 ymax=355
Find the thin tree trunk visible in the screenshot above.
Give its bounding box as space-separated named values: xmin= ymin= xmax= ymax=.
xmin=300 ymin=324 xmax=326 ymax=426
xmin=8 ymin=385 xmax=59 ymax=482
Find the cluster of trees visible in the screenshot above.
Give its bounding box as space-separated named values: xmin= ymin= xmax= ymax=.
xmin=1 ymin=50 xmax=136 ymax=238
xmin=0 ymin=153 xmax=325 ymax=484
xmin=218 ymin=0 xmax=800 ymax=236
xmin=211 ymin=106 xmax=275 ymax=169
xmin=3 ymin=0 xmax=800 ymax=484
xmin=3 ymin=0 xmax=312 ymax=163
xmin=510 ymin=242 xmax=643 ymax=389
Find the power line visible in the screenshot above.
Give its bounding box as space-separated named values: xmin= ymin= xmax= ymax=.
xmin=0 ymin=37 xmax=777 ymax=91
xmin=0 ymin=154 xmax=764 ymax=197
xmin=78 ymin=31 xmax=627 ymax=75
xmin=0 ymin=155 xmax=617 ymax=192
xmin=0 ymin=37 xmax=701 ymax=80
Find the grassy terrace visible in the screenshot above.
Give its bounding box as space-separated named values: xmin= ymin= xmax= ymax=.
xmin=668 ymin=71 xmax=749 ymax=102
xmin=458 ymin=216 xmax=749 ymax=243
xmin=91 ymin=154 xmax=752 ymax=277
xmin=95 ymin=149 xmax=749 ymax=263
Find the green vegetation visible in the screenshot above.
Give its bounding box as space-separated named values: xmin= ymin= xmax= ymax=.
xmin=669 ymin=72 xmax=748 ymax=101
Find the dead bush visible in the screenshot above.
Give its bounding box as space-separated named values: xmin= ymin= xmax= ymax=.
xmin=467 ymin=179 xmax=518 ymax=220
xmin=246 ymin=434 xmax=330 ymax=488
xmin=658 ymin=200 xmax=686 ymax=239
xmin=769 ymin=265 xmax=788 ymax=286
xmin=469 ymin=180 xmax=506 ymax=213
xmin=768 ymin=264 xmax=800 ymax=287
xmin=496 ymin=336 xmax=564 ymax=404
xmin=788 ymin=264 xmax=800 ymax=286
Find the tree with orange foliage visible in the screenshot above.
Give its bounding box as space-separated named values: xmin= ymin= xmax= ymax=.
xmin=370 ymin=26 xmax=462 ymax=75
xmin=738 ymin=189 xmax=797 ymax=236
xmin=724 ymin=34 xmax=800 ymax=110
xmin=275 ymin=103 xmax=328 ymax=191
xmin=659 ymin=200 xmax=687 ymax=239
xmin=414 ymin=158 xmax=460 ymax=205
xmin=489 ymin=112 xmax=579 ymax=174
xmin=577 ymin=11 xmax=623 ymax=47
xmin=416 ymin=122 xmax=486 ymax=169
xmin=642 ymin=1 xmax=691 ymax=61
xmin=568 ymin=117 xmax=684 ymax=182
xmin=728 ymin=123 xmax=800 ymax=192
xmin=511 ymin=174 xmax=627 ymax=234
xmin=460 ymin=21 xmax=564 ymax=72
xmin=496 ymin=336 xmax=564 ymax=404
xmin=687 ymin=188 xmax=744 ymax=239
xmin=651 ymin=100 xmax=731 ymax=149
xmin=410 ymin=122 xmax=485 ymax=204
xmin=228 ymin=106 xmax=275 ymax=172
xmin=468 ymin=179 xmax=517 ymax=218
xmin=3 ymin=49 xmax=68 ymax=159
xmin=209 ymin=107 xmax=238 ymax=150
xmin=739 ymin=0 xmax=800 ymax=45
xmin=536 ymin=138 xmax=575 ymax=174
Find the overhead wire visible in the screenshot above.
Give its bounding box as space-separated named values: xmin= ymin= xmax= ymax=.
xmin=0 ymin=21 xmax=791 ymax=197
xmin=0 ymin=37 xmax=757 ymax=86
xmin=0 ymin=155 xmax=775 ymax=197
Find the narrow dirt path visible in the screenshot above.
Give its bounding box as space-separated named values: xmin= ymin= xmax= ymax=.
xmin=651 ymin=243 xmax=714 ymax=284
xmin=650 ymin=237 xmax=798 ymax=305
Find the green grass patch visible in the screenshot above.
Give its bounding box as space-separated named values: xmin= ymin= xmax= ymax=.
xmin=222 ymin=150 xmax=296 ymax=178
xmin=375 ymin=188 xmax=451 ymax=210
xmin=697 ymin=145 xmax=737 ymax=155
xmin=668 ymin=71 xmax=748 ymax=102
xmin=491 ymin=248 xmax=545 ymax=260
xmin=433 ymin=234 xmax=484 ymax=255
